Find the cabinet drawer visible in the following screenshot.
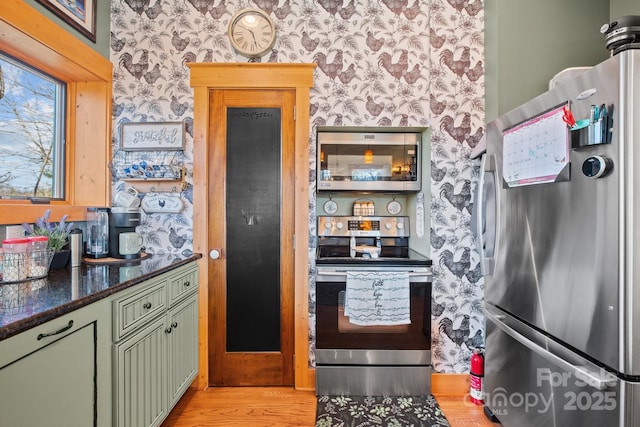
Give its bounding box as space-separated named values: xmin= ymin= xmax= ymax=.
xmin=114 ymin=281 xmax=166 ymax=341
xmin=0 ymin=302 xmax=104 ymax=368
xmin=167 ymin=267 xmax=198 ymax=307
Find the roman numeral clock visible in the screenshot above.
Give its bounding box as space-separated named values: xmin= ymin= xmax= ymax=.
xmin=228 ymin=8 xmax=276 ymax=58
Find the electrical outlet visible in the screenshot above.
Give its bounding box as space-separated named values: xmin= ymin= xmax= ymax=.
xmin=5 ymin=225 xmax=26 ymax=238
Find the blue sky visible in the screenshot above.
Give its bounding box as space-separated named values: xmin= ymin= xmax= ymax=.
xmin=0 ymin=56 xmax=56 ymax=196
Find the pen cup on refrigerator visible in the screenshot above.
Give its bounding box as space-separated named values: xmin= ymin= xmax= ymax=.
xmin=570 ymin=119 xmax=590 ymax=149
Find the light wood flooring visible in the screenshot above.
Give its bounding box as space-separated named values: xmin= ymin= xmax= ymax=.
xmin=161 ymin=387 xmax=498 ymax=427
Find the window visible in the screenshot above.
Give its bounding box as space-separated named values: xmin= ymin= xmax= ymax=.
xmin=0 ymin=53 xmax=66 ymax=199
xmin=1 ymin=1 xmax=112 ymax=225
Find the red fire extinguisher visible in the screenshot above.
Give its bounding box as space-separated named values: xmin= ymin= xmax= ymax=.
xmin=470 ymin=347 xmax=484 ymax=405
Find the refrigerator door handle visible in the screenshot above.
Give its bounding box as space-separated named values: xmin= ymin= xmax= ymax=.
xmin=486 ymin=305 xmax=617 ymax=390
xmin=478 ymin=154 xmax=497 ymax=275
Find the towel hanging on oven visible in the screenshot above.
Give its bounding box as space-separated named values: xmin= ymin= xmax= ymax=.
xmin=344 ymin=271 xmax=410 ymax=326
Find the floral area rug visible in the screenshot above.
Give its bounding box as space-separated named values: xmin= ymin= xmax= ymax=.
xmin=315 ymin=395 xmax=451 ymax=427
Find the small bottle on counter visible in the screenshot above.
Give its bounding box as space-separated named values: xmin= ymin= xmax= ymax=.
xmin=70 ymin=228 xmax=83 ymax=268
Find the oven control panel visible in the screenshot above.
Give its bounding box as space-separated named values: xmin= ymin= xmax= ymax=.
xmin=318 ymin=216 xmax=410 ymax=237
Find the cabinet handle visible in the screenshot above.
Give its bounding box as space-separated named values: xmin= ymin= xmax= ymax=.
xmin=165 ymin=327 xmax=173 ymax=334
xmin=171 ymin=322 xmax=178 ymax=328
xmin=143 ymin=302 xmax=152 ymax=309
xmin=37 ymin=320 xmax=74 ymax=340
xmin=183 ymin=281 xmax=190 ymax=287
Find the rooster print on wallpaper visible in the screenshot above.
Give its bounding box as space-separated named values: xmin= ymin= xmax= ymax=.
xmin=110 ymin=0 xmax=485 ymax=373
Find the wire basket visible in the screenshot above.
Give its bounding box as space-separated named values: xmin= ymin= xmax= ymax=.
xmin=0 ymin=248 xmax=55 ymax=284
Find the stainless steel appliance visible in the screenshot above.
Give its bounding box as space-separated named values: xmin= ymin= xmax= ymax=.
xmin=109 ymin=207 xmax=142 ymax=259
xmin=316 ymin=127 xmax=423 ymax=192
xmin=477 ymin=45 xmax=640 ymax=425
xmin=315 ymin=215 xmax=432 ymax=396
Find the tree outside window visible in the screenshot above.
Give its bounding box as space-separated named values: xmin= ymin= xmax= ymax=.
xmin=0 ymin=53 xmax=65 ymax=199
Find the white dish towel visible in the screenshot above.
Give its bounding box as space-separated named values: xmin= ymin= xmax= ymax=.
xmin=344 ymin=271 xmax=411 ymax=326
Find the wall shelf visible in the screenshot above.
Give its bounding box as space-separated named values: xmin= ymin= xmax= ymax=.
xmin=110 ymin=149 xmax=185 ymax=194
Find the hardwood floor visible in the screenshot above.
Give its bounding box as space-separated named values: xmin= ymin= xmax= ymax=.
xmin=161 ymin=387 xmax=498 ymax=426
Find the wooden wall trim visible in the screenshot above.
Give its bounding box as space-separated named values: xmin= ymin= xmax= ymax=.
xmin=189 ymin=63 xmax=316 ymax=390
xmin=0 ymin=0 xmax=112 ymax=224
xmin=1 ymin=0 xmax=111 ymax=82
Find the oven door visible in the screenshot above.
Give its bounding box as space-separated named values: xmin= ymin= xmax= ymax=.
xmin=315 ymin=269 xmax=431 ymax=365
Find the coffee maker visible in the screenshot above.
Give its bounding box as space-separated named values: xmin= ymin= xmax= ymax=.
xmin=109 ymin=207 xmax=143 ymax=259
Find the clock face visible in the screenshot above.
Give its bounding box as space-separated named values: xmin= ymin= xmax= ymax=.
xmin=228 ymin=8 xmax=276 ymax=58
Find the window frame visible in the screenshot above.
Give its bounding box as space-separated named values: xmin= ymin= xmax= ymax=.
xmin=0 ymin=0 xmax=112 ymax=225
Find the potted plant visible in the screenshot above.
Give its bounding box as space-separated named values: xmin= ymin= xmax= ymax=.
xmin=23 ymin=209 xmax=74 ymax=269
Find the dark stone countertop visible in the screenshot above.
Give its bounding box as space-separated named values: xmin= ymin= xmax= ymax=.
xmin=0 ymin=253 xmax=202 ymax=341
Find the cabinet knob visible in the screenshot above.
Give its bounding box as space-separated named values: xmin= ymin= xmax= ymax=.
xmin=183 ymin=281 xmax=190 ymax=287
xmin=209 ymin=249 xmax=221 ymax=259
xmin=172 ymin=322 xmax=178 ymax=328
xmin=165 ymin=327 xmax=173 ymax=334
xmin=143 ymin=302 xmax=152 ymax=310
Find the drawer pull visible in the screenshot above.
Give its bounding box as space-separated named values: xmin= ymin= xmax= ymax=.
xmin=183 ymin=281 xmax=190 ymax=287
xmin=37 ymin=320 xmax=74 ymax=340
xmin=165 ymin=322 xmax=179 ymax=334
xmin=143 ymin=302 xmax=152 ymax=310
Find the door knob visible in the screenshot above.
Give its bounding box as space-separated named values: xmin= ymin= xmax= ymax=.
xmin=209 ymin=249 xmax=221 ymax=259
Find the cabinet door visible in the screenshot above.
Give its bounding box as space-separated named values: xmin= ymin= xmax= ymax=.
xmin=167 ymin=295 xmax=198 ymax=408
xmin=0 ymin=321 xmax=97 ymax=427
xmin=115 ymin=317 xmax=167 ymax=427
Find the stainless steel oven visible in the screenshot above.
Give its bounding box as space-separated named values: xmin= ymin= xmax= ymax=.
xmin=315 ymin=216 xmax=432 ymax=396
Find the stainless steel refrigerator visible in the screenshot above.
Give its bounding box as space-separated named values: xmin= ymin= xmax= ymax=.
xmin=477 ymin=48 xmax=640 ymax=426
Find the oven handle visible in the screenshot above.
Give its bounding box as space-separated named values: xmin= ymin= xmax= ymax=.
xmin=316 ymin=270 xmax=432 ymax=282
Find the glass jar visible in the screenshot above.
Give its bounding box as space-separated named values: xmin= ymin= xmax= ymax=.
xmin=27 ymin=235 xmax=49 ymax=252
xmin=2 ymin=238 xmax=29 ymax=281
xmin=27 ymin=235 xmax=50 ymax=278
xmin=86 ymin=207 xmax=109 ymax=258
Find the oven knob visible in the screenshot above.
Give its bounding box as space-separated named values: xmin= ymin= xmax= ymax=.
xmin=385 ymin=222 xmax=393 ymax=230
xmin=397 ymin=222 xmax=404 ymax=230
xmin=324 ymin=221 xmax=332 ymax=229
xmin=335 ymin=221 xmax=344 ymax=229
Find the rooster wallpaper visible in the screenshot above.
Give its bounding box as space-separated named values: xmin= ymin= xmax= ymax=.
xmin=110 ymin=0 xmax=485 ymax=373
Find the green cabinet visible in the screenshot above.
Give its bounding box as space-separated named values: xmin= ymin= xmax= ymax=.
xmin=113 ymin=262 xmax=199 ymax=427
xmin=0 ymin=299 xmax=112 ymax=427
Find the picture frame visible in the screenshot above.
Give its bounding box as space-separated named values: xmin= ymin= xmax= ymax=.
xmin=121 ymin=122 xmax=186 ymax=151
xmin=36 ymin=0 xmax=96 ymax=43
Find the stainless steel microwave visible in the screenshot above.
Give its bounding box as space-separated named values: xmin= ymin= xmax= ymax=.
xmin=317 ymin=128 xmax=422 ymax=192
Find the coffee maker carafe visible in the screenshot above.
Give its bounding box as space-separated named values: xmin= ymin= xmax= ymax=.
xmin=109 ymin=207 xmax=142 ymax=259
xmin=86 ymin=207 xmax=109 ymax=258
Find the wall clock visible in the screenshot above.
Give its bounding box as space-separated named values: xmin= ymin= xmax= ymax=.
xmin=228 ymin=8 xmax=276 ymax=58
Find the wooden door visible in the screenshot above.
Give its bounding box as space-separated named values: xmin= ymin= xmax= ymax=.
xmin=208 ymin=89 xmax=295 ymax=386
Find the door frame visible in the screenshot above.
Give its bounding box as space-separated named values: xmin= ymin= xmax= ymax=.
xmin=189 ymin=63 xmax=316 ymax=390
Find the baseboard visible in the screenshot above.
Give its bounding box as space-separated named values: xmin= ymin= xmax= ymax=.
xmin=301 ymin=369 xmax=469 ymax=396
xmin=431 ymin=373 xmax=470 ymax=396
